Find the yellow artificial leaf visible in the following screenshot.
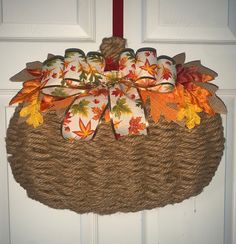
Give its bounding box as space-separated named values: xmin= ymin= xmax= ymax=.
xmin=177 ymin=96 xmax=202 ymax=129
xmin=20 ymin=99 xmax=43 ymax=128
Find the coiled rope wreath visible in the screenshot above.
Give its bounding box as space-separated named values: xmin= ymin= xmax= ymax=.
xmin=6 ymin=37 xmax=225 ymax=214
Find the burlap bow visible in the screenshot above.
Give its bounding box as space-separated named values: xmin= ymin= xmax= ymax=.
xmin=40 ymin=48 xmax=176 ymax=140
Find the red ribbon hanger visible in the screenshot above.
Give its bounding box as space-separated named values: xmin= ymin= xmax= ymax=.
xmin=113 ymin=0 xmax=123 ymax=38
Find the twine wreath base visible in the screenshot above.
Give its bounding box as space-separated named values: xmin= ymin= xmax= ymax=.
xmin=6 ymin=106 xmax=224 ymax=215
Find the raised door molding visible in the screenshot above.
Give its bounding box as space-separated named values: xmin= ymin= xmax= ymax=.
xmin=0 ymin=91 xmax=98 ymax=244
xmin=0 ymin=0 xmax=95 ymax=41
xmin=142 ymin=0 xmax=236 ymax=43
xmin=140 ymin=92 xmax=236 ymax=244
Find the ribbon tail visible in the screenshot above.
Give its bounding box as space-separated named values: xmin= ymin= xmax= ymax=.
xmin=62 ymin=86 xmax=109 ymax=141
xmin=109 ymin=83 xmax=148 ymax=139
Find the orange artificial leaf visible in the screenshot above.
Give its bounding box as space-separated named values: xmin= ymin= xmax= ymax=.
xmin=73 ymin=119 xmax=94 ymax=139
xmin=189 ymin=86 xmax=215 ymax=115
xmin=51 ymin=96 xmax=75 ymax=110
xmin=40 ymin=94 xmax=60 ymax=112
xmin=162 ymin=65 xmax=172 ymax=80
xmin=140 ymin=60 xmax=157 ymax=76
xmin=140 ymin=90 xmax=178 ymax=123
xmin=9 ymin=79 xmax=41 ymax=105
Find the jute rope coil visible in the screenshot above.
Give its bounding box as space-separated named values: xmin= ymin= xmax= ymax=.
xmin=6 ymin=108 xmax=224 ymax=214
xmin=99 ymin=36 xmax=126 ymax=62
xmin=6 ymin=37 xmax=225 ymax=214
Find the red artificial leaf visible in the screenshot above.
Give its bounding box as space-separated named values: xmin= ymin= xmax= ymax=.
xmin=9 ymin=79 xmax=41 ymax=105
xmin=51 ymin=96 xmax=75 ymax=109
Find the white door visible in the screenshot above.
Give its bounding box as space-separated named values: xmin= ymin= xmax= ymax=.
xmin=0 ymin=0 xmax=235 ymax=243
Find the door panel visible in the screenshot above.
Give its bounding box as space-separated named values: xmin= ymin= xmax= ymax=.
xmin=1 ymin=0 xmax=236 ymax=243
xmin=124 ymin=0 xmax=236 ymax=243
xmin=0 ymin=0 xmax=112 ymax=243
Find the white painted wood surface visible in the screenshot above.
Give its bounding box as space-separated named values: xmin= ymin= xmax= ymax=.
xmin=0 ymin=0 xmax=235 ymax=243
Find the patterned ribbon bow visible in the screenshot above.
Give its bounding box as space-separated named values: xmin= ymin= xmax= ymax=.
xmin=40 ymin=48 xmax=176 ymax=140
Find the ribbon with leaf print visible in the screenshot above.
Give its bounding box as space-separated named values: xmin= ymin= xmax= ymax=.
xmin=39 ymin=48 xmax=177 ymax=140
xmin=10 ymin=46 xmax=226 ymax=139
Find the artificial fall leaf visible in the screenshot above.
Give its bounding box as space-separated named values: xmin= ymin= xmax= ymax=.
xmin=177 ymin=96 xmax=202 ymax=129
xmin=140 ymin=90 xmax=178 ymax=123
xmin=73 ymin=119 xmax=94 ymax=139
xmin=19 ymin=99 xmax=43 ymax=128
xmin=140 ymin=59 xmax=157 ymax=76
xmin=188 ymin=86 xmax=214 ymax=115
xmin=9 ymin=79 xmax=41 ymax=105
xmin=40 ymin=95 xmax=55 ymax=112
xmin=161 ymin=65 xmax=172 ymax=80
xmin=92 ymin=104 xmax=106 ymax=120
xmin=111 ymin=87 xmax=124 ymax=97
xmin=176 ymin=63 xmax=216 ymax=87
xmin=128 ymin=117 xmax=146 ymax=135
xmin=51 ymin=96 xmax=75 ymax=110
